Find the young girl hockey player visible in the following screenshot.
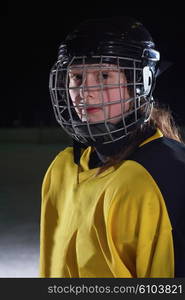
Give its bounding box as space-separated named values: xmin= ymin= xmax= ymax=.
xmin=39 ymin=16 xmax=185 ymax=278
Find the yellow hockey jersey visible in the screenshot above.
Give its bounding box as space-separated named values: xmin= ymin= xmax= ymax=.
xmin=39 ymin=129 xmax=185 ymax=277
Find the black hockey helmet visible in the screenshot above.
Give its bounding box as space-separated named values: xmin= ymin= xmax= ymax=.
xmin=49 ymin=16 xmax=160 ymax=145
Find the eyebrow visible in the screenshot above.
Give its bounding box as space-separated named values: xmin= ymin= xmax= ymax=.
xmin=68 ymin=64 xmax=120 ymax=70
xmin=68 ymin=67 xmax=120 ymax=74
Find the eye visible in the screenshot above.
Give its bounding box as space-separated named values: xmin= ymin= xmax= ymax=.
xmin=101 ymin=72 xmax=109 ymax=80
xmin=74 ymin=74 xmax=83 ymax=81
xmin=69 ymin=73 xmax=83 ymax=87
xmin=69 ymin=72 xmax=83 ymax=81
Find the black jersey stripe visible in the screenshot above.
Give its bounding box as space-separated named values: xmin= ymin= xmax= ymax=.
xmin=129 ymin=137 xmax=185 ymax=277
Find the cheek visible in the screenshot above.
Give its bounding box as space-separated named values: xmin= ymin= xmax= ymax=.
xmin=103 ymin=86 xmax=130 ymax=102
xmin=69 ymin=89 xmax=76 ymax=103
xmin=69 ymin=89 xmax=81 ymax=109
xmin=105 ymin=87 xmax=130 ymax=116
xmin=109 ymin=103 xmax=122 ymax=117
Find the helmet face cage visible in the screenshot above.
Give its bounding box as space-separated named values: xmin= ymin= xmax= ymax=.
xmin=49 ymin=54 xmax=155 ymax=145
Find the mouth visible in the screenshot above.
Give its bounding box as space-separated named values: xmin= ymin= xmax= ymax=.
xmin=86 ymin=107 xmax=101 ymax=113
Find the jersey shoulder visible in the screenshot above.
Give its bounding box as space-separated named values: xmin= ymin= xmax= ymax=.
xmin=129 ymin=137 xmax=185 ymax=277
xmin=129 ymin=137 xmax=185 ymax=217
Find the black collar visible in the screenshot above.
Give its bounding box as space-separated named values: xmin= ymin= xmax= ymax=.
xmin=73 ymin=126 xmax=156 ymax=169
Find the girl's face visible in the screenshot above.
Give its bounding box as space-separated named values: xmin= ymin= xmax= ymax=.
xmin=68 ymin=64 xmax=130 ymax=124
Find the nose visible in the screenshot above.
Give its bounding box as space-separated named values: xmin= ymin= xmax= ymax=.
xmin=79 ymin=72 xmax=99 ymax=100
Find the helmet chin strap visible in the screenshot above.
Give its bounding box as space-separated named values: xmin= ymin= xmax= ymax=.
xmin=73 ymin=110 xmax=147 ymax=148
xmin=72 ymin=122 xmax=119 ymax=165
xmin=72 ymin=115 xmax=153 ymax=165
xmin=74 ymin=121 xmax=117 ymax=145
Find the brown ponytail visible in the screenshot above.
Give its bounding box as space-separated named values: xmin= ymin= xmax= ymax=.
xmin=150 ymin=104 xmax=181 ymax=142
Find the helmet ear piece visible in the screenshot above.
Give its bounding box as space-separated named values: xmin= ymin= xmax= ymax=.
xmin=143 ymin=66 xmax=153 ymax=95
xmin=135 ymin=66 xmax=153 ymax=96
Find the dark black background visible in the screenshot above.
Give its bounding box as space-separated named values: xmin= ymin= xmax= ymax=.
xmin=1 ymin=11 xmax=185 ymax=128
